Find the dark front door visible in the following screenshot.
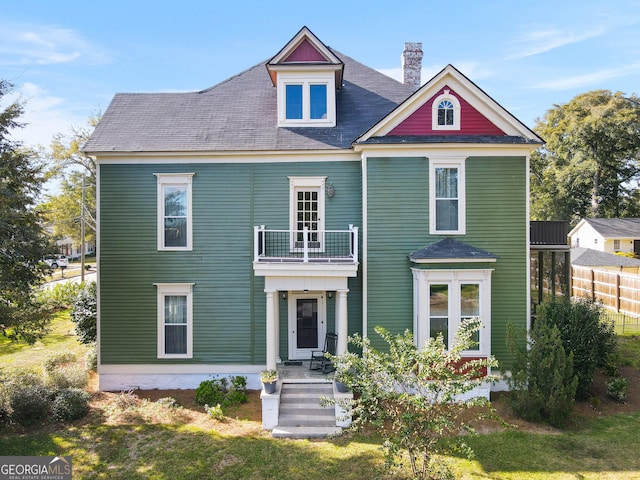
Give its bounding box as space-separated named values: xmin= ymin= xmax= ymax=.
xmin=635 ymin=240 xmax=640 ymax=256
xmin=296 ymin=298 xmax=318 ymax=349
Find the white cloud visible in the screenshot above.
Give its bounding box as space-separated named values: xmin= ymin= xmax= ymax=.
xmin=506 ymin=27 xmax=607 ymax=60
xmin=6 ymin=82 xmax=86 ymax=148
xmin=532 ymin=62 xmax=640 ymax=91
xmin=0 ymin=22 xmax=109 ymax=66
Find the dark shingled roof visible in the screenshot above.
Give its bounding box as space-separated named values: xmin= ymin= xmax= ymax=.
xmin=409 ymin=238 xmax=498 ymax=262
xmin=358 ymin=135 xmax=540 ymax=145
xmin=83 ymin=49 xmax=416 ymax=154
xmin=582 ymin=218 xmax=640 ymax=238
xmin=571 ymin=247 xmax=640 ymax=268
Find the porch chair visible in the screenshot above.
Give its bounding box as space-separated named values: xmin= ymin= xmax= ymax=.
xmin=309 ymin=332 xmax=338 ymax=374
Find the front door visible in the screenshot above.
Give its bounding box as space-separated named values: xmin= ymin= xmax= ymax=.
xmin=288 ymin=293 xmax=326 ymax=360
xmin=635 ymin=240 xmax=640 ymax=257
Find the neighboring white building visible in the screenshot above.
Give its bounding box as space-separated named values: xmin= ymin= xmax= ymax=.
xmin=569 ymin=218 xmax=640 ymax=256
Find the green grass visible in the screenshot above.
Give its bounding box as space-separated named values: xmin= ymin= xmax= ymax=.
xmin=1 ymin=413 xmax=639 ymax=479
xmin=1 ymin=328 xmax=639 ymax=479
xmin=0 ymin=310 xmax=90 ymax=372
xmin=618 ymin=335 xmax=640 ymax=369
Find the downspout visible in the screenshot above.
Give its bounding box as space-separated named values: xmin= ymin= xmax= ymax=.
xmin=361 ymin=152 xmax=368 ymax=338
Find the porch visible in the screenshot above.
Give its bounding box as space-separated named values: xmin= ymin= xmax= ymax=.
xmin=253 ymin=226 xmax=360 ymax=373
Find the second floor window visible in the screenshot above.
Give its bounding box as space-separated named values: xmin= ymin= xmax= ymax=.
xmin=437 ymin=100 xmax=455 ymax=126
xmin=430 ymin=159 xmax=466 ymax=235
xmin=155 ymin=173 xmax=194 ymax=251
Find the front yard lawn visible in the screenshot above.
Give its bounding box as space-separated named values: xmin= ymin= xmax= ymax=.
xmin=1 ymin=321 xmax=639 ymax=479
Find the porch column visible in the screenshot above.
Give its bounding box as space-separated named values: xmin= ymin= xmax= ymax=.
xmin=265 ymin=290 xmax=277 ymax=370
xmin=336 ymin=289 xmax=349 ymax=355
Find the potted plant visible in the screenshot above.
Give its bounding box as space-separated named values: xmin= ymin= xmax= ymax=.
xmin=260 ymin=369 xmax=278 ymax=394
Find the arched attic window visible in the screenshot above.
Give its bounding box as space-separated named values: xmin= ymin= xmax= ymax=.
xmin=432 ymin=90 xmax=461 ymax=130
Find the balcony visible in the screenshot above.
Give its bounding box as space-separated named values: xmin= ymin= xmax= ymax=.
xmin=530 ymin=221 xmax=570 ymax=249
xmin=254 ymin=225 xmax=358 ymax=265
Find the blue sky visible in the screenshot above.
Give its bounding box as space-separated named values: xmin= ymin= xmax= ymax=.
xmin=3 ymin=0 xmax=640 ymax=148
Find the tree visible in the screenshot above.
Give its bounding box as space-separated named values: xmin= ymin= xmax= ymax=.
xmin=531 ymin=90 xmax=640 ymax=223
xmin=0 ymin=80 xmax=54 ymax=343
xmin=42 ymin=116 xmax=98 ymax=246
xmin=329 ymin=321 xmax=498 ymax=480
xmin=507 ymin=320 xmax=578 ymax=428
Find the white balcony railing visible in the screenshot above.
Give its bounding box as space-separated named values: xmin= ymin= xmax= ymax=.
xmin=254 ymin=225 xmax=358 ymax=264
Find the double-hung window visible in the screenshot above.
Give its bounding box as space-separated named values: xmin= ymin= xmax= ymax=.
xmin=155 ymin=173 xmax=194 ymax=250
xmin=430 ymin=158 xmax=466 ymax=234
xmin=156 ymin=283 xmax=194 ymax=358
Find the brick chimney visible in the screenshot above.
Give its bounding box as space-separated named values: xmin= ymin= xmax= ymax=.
xmin=402 ymin=42 xmax=423 ymax=88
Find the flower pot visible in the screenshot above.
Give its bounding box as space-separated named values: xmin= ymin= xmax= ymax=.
xmin=263 ymin=381 xmax=277 ymax=394
xmin=335 ymin=380 xmax=348 ymax=393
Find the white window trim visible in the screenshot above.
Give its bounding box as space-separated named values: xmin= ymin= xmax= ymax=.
xmin=277 ymin=73 xmax=336 ymax=127
xmin=429 ymin=157 xmax=466 ymax=235
xmin=412 ymin=268 xmax=492 ymax=356
xmin=155 ymin=283 xmax=194 ymax=359
xmin=432 ymin=90 xmax=461 ymax=130
xmin=288 ymin=176 xmax=326 ymax=252
xmin=154 ymin=173 xmax=194 ymax=251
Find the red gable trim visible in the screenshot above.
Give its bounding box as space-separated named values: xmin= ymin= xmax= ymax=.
xmin=283 ymin=38 xmax=328 ymax=63
xmin=388 ymin=86 xmax=506 ymax=136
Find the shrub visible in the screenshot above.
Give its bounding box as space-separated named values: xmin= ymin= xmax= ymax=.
xmin=194 ymin=376 xmax=248 ymax=409
xmin=204 ymin=403 xmax=225 ymax=420
xmin=606 ymin=377 xmax=628 ymax=402
xmin=508 ymin=320 xmax=578 ymax=428
xmin=85 ymin=344 xmax=98 ymax=371
xmin=327 ymin=321 xmax=498 ymax=480
xmin=536 ymin=299 xmax=616 ymax=399
xmin=42 ymin=353 xmax=88 ymax=390
xmin=70 ymin=282 xmax=97 ymax=344
xmin=42 ymin=352 xmax=77 ymax=371
xmin=51 ymin=388 xmax=91 ymax=421
xmin=9 ymin=383 xmax=52 ymax=426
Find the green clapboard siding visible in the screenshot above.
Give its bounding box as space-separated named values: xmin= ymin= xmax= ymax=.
xmin=99 ymin=161 xmax=362 ymax=365
xmin=366 ymin=156 xmax=528 ymax=365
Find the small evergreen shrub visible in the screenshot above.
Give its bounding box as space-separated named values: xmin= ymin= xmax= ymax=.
xmin=536 ymin=299 xmax=616 ymax=399
xmin=9 ymin=383 xmax=52 ymax=426
xmin=508 ymin=320 xmax=578 ymax=428
xmin=194 ymin=376 xmax=248 ymax=409
xmin=51 ymin=388 xmax=91 ymax=421
xmin=606 ymin=377 xmax=628 ymax=402
xmin=70 ymin=282 xmax=97 ymax=344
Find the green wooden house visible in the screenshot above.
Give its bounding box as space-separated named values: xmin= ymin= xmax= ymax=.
xmin=83 ymin=27 xmax=542 ymax=395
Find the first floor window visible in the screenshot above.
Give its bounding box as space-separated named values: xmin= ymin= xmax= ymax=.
xmin=413 ymin=269 xmax=491 ymax=355
xmin=156 ymin=283 xmax=194 ymax=358
xmin=155 ymin=173 xmax=194 ymax=251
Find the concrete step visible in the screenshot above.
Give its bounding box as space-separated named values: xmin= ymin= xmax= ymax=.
xmin=272 ymin=426 xmax=343 ymax=439
xmin=274 ymin=382 xmax=340 ymax=437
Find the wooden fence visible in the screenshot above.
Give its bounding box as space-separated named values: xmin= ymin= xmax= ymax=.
xmin=572 ymin=265 xmax=640 ymax=317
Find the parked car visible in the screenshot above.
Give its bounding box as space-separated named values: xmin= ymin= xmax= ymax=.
xmin=43 ymin=255 xmax=69 ymax=269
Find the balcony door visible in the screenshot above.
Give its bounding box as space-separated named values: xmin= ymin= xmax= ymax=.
xmin=288 ymin=292 xmax=326 ymax=360
xmin=289 ymin=176 xmax=326 ymax=252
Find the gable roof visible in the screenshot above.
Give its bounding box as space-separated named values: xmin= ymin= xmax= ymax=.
xmin=570 ymin=218 xmax=640 ymax=239
xmin=266 ymin=26 xmax=344 ymax=87
xmin=355 ymin=64 xmax=543 ymax=146
xmin=571 ymin=247 xmax=640 ymax=267
xmin=83 ymin=49 xmax=415 ymax=154
xmin=409 ymin=238 xmax=498 ymax=263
